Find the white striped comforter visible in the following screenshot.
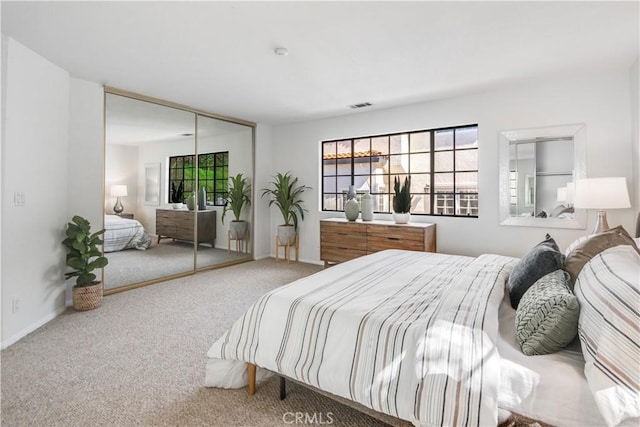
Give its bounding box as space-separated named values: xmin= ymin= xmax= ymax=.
xmin=104 ymin=215 xmax=151 ymax=253
xmin=205 ymin=249 xmax=516 ymax=426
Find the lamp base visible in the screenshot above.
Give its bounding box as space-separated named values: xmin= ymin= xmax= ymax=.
xmin=592 ymin=210 xmax=609 ymax=234
xmin=113 ymin=198 xmax=124 ymax=214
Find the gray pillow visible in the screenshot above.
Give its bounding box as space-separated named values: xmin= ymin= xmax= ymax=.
xmin=515 ymin=269 xmax=579 ymax=356
xmin=508 ymin=234 xmax=564 ymax=309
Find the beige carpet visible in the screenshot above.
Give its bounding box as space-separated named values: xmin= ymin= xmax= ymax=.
xmin=1 ymin=259 xmax=393 ymax=427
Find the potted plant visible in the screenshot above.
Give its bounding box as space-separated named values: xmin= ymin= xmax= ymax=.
xmin=261 ymin=172 xmax=311 ymax=245
xmin=393 ymin=176 xmax=412 ymax=224
xmin=62 ymin=215 xmax=109 ymax=311
xmin=222 ymin=173 xmax=252 ymax=240
xmin=170 ymin=181 xmax=184 ymax=209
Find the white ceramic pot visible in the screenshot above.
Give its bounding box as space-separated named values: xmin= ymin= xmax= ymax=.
xmin=229 ymin=221 xmax=248 ymax=239
xmin=393 ymin=212 xmax=411 ymax=224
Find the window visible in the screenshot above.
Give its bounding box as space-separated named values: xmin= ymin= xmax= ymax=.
xmin=168 ymin=152 xmax=229 ymax=206
xmin=321 ymin=125 xmax=478 ymax=217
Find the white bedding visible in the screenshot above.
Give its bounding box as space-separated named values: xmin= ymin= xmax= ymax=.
xmin=104 ymin=214 xmax=151 ymax=253
xmin=496 ymin=293 xmax=606 ymax=426
xmin=206 ymin=249 xmax=517 ymax=426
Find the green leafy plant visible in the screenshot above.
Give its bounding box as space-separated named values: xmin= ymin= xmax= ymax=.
xmin=222 ymin=173 xmax=252 ymax=223
xmin=170 ymin=181 xmax=184 ymax=203
xmin=393 ymin=176 xmax=412 ymax=213
xmin=261 ymin=172 xmax=311 ymax=230
xmin=62 ymin=215 xmax=109 ymax=287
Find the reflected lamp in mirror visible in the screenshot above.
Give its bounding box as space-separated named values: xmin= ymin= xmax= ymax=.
xmin=110 ymin=184 xmax=128 ymax=214
xmin=574 ymin=177 xmax=630 ymax=234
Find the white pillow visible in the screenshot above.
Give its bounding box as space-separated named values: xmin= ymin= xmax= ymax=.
xmin=574 ymin=245 xmax=640 ymax=426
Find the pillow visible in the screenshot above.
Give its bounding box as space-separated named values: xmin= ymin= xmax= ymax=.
xmin=508 ymin=234 xmax=564 ymax=309
xmin=574 ymin=245 xmax=640 ymax=426
xmin=564 ymin=225 xmax=639 ymax=283
xmin=515 ymin=269 xmax=579 ymax=356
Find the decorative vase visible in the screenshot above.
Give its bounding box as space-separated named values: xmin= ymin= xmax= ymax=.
xmin=361 ymin=191 xmax=373 ymax=221
xmin=347 ymin=184 xmax=356 ymax=200
xmin=186 ymin=192 xmax=196 ymax=210
xmin=344 ymin=198 xmax=360 ymax=221
xmin=393 ymin=212 xmax=411 ymax=224
xmin=198 ymin=187 xmax=206 ymax=210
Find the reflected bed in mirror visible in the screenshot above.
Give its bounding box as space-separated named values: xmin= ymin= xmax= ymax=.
xmin=499 ymin=123 xmax=586 ymax=229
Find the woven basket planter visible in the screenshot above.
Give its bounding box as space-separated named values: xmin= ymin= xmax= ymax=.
xmin=72 ymin=282 xmax=103 ymax=311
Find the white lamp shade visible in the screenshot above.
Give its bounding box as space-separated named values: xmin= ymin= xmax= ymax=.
xmin=110 ymin=184 xmax=128 ymax=197
xmin=573 ymin=177 xmax=630 ymax=209
xmin=566 ymin=181 xmax=575 ymax=204
xmin=556 ymin=187 xmax=567 ymax=202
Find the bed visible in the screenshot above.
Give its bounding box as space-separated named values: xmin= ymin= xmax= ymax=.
xmin=205 ymin=231 xmax=640 ymax=426
xmin=104 ymin=214 xmax=151 ymax=253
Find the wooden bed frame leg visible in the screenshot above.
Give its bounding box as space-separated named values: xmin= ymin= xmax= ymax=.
xmin=248 ymin=363 xmax=256 ymax=396
xmin=279 ymin=376 xmax=286 ymax=400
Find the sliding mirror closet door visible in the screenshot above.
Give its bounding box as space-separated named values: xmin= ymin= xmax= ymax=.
xmin=104 ymin=93 xmax=197 ymax=291
xmin=195 ymin=115 xmax=254 ymax=269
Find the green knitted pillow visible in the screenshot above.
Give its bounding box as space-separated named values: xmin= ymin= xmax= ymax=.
xmin=515 ymin=269 xmax=580 ymax=355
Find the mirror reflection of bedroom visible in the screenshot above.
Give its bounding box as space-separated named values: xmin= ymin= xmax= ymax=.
xmin=103 ymin=91 xmax=254 ymax=292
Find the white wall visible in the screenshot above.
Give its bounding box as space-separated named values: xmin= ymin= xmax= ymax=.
xmin=254 ymin=123 xmax=273 ymax=259
xmin=271 ymin=69 xmax=636 ymax=261
xmin=68 ymin=78 xmax=104 ymax=305
xmin=1 ymin=38 xmax=70 ymax=347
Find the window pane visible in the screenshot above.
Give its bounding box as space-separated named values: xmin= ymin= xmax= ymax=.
xmin=372 ymin=193 xmax=389 ymax=212
xmin=435 ymin=129 xmax=453 ymax=151
xmin=337 ymin=140 xmax=351 ymax=156
xmin=354 ymin=138 xmax=370 ymax=154
xmin=413 ymin=194 xmax=431 ymax=214
xmin=390 ymin=134 xmax=409 ymax=154
xmin=435 ymin=193 xmax=455 ymax=215
xmin=410 ymin=132 xmax=430 ymax=152
xmin=410 ymin=153 xmax=430 ymax=173
xmin=371 ymin=154 xmax=389 ymax=174
xmin=456 ymin=172 xmax=478 ymax=192
xmin=323 ymin=176 xmax=336 ymax=193
xmin=337 ymin=176 xmax=351 ymax=194
xmin=389 ymin=154 xmax=409 ymax=174
xmin=323 ymin=194 xmax=338 ymax=211
xmin=456 ymin=193 xmax=478 ymax=216
xmin=371 ymin=136 xmax=389 ymax=155
xmin=434 ymin=173 xmax=453 ymax=193
xmin=323 ymin=159 xmax=337 ymax=176
xmin=455 ymin=150 xmax=478 ymax=171
xmin=354 ymin=159 xmax=370 ymax=175
xmin=371 ymin=172 xmax=389 ymax=194
xmin=456 ymin=127 xmax=478 ymax=149
xmin=323 ymin=141 xmax=336 ymax=157
xmin=410 ymin=173 xmax=430 ymax=193
xmin=337 ymin=160 xmax=351 ymax=176
xmin=434 ymin=151 xmax=453 ymax=172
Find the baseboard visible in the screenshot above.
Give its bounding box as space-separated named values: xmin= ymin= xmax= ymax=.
xmin=1 ymin=305 xmax=67 ymax=349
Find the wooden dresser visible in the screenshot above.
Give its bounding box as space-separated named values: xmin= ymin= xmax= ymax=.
xmin=156 ymin=209 xmax=216 ymax=246
xmin=320 ymin=218 xmax=436 ymax=266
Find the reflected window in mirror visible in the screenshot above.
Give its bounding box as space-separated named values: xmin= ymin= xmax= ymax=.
xmin=168 ymin=151 xmax=229 ymax=206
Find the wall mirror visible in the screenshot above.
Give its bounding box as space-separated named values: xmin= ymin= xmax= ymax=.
xmin=103 ymin=89 xmax=255 ymax=293
xmin=499 ymin=123 xmax=586 ymax=229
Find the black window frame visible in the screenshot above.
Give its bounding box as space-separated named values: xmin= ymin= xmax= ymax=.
xmin=321 ymin=124 xmax=478 ymax=218
xmin=168 ymin=151 xmax=229 ymax=206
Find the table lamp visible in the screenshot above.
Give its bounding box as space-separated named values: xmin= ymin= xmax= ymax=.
xmin=573 ymin=177 xmax=630 ymax=234
xmin=110 ymin=185 xmax=128 ymax=215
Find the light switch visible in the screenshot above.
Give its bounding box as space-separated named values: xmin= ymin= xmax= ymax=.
xmin=14 ymin=192 xmax=25 ymax=206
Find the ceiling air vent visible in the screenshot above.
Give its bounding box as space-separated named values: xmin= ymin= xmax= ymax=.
xmin=349 ymin=102 xmax=372 ymax=109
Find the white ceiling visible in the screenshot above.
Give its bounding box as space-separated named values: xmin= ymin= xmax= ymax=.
xmin=2 ymin=1 xmax=638 ymax=125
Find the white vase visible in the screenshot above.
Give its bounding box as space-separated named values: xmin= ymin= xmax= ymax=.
xmin=393 ymin=212 xmax=410 ymax=224
xmin=361 ymin=191 xmax=373 ymax=221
